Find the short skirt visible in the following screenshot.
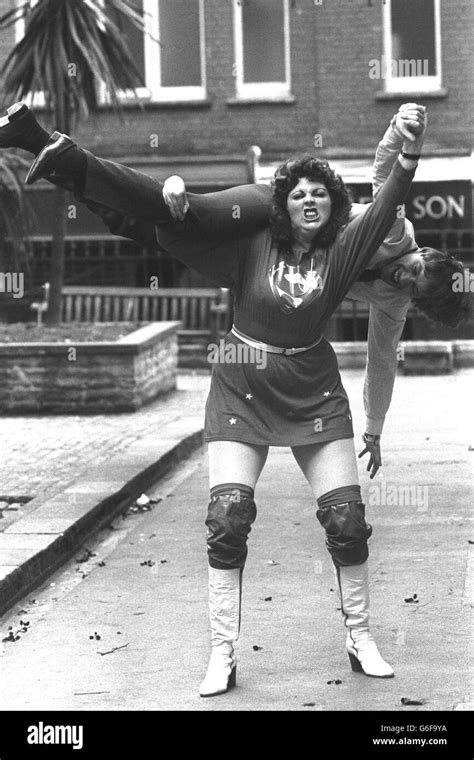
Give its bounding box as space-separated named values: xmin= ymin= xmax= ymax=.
xmin=204 ymin=331 xmax=354 ymax=447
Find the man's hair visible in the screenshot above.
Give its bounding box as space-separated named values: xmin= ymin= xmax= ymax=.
xmin=413 ymin=248 xmax=470 ymax=328
xmin=269 ymin=154 xmax=352 ymax=255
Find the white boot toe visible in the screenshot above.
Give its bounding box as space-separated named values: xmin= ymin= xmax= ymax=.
xmin=347 ymin=633 xmax=394 ymax=678
xmin=199 ymin=651 xmax=237 ymax=697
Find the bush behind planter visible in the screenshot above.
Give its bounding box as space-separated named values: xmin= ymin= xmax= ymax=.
xmin=0 ymin=322 xmax=181 ymax=414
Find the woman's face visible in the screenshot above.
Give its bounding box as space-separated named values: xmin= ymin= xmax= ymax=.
xmin=286 ymin=177 xmax=332 ymax=243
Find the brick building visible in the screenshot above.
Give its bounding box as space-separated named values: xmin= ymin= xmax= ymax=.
xmin=0 ymin=0 xmax=473 ymax=337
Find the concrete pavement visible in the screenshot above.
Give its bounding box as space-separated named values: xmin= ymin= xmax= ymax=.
xmin=0 ymin=367 xmax=472 ymax=714
xmin=0 ymin=372 xmax=210 ymax=616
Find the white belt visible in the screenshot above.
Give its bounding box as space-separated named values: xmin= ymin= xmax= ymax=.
xmin=231 ymin=326 xmax=322 ymax=356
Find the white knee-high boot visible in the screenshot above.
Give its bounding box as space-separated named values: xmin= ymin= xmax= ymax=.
xmin=199 ymin=566 xmax=241 ymax=697
xmin=337 ymin=561 xmax=394 ymax=678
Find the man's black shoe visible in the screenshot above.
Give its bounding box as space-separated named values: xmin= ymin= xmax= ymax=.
xmin=0 ymin=101 xmax=37 ymax=149
xmin=25 ymin=131 xmax=76 ymax=185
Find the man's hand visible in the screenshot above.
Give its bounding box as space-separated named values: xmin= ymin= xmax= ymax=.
xmin=163 ymin=175 xmax=189 ymax=221
xmin=358 ymin=433 xmax=382 ymax=479
xmin=396 ymin=103 xmax=427 ymax=158
xmin=394 ymin=103 xmax=426 ymax=142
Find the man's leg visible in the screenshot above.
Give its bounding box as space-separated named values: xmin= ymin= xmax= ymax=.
xmin=0 ymin=102 xmax=272 ymax=237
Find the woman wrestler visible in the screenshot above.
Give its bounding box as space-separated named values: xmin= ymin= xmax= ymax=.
xmin=0 ymin=103 xmax=425 ymax=697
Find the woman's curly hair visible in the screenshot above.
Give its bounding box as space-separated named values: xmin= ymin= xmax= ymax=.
xmin=412 ymin=248 xmax=471 ymax=328
xmin=269 ymin=154 xmax=352 ymax=255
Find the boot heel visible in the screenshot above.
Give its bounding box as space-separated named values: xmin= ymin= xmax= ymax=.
xmin=228 ymin=665 xmax=237 ymax=689
xmin=348 ymin=650 xmax=363 ymax=673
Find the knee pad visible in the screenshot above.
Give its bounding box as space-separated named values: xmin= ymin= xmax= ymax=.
xmin=316 ymin=486 xmax=372 ymax=567
xmin=206 ymin=482 xmax=257 ymax=570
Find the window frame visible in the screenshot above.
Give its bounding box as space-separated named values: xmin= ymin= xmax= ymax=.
xmin=382 ymin=0 xmax=442 ymax=94
xmin=147 ymin=0 xmax=207 ymax=102
xmin=88 ymin=0 xmax=207 ymax=105
xmin=14 ymin=0 xmax=45 ymax=107
xmin=232 ymin=0 xmax=291 ymax=102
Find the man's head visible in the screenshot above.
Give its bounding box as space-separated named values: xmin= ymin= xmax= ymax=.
xmin=379 ymin=247 xmax=470 ymax=328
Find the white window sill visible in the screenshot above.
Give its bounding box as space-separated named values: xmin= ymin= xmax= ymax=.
xmin=99 ymin=98 xmax=212 ymax=109
xmin=375 ymin=88 xmax=448 ymax=100
xmin=227 ymin=95 xmax=296 ymax=106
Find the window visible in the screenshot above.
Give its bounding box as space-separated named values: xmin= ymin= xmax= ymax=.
xmin=140 ymin=0 xmax=207 ymax=102
xmin=110 ymin=0 xmax=147 ymax=89
xmin=233 ymin=0 xmax=291 ymax=101
xmin=13 ymin=0 xmax=45 ymax=107
xmin=382 ymin=0 xmax=442 ymax=93
xmin=13 ymin=0 xmax=206 ymax=105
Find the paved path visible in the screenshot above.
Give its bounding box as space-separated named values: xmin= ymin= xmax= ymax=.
xmin=0 ymin=372 xmax=210 ymax=531
xmin=0 ymin=368 xmax=472 ymax=717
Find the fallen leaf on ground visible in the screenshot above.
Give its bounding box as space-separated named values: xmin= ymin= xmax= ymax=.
xmin=97 ymin=643 xmax=129 ymax=656
xmin=2 ymin=631 xmax=20 ymax=642
xmin=76 ymin=547 xmax=96 ymax=563
xmin=2 ymin=621 xmax=29 ymax=643
xmin=74 ymin=691 xmax=111 ymax=696
xmin=401 ymin=697 xmax=427 ymax=706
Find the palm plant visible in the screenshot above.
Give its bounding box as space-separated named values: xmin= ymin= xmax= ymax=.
xmin=0 ymin=0 xmax=153 ymax=323
xmin=0 ymin=151 xmax=34 ymax=274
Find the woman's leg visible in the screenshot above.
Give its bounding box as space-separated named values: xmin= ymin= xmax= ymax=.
xmin=200 ymin=440 xmax=268 ymax=698
xmin=208 ymin=440 xmax=269 ymax=491
xmin=292 ymin=438 xmax=394 ymax=678
xmin=292 ymin=438 xmax=359 ymax=500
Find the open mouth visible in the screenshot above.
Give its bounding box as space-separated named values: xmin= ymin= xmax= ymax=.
xmin=303 ymin=207 xmax=319 ymax=222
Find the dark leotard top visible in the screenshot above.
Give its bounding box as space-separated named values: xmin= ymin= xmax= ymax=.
xmin=154 ymin=160 xmax=415 ymax=348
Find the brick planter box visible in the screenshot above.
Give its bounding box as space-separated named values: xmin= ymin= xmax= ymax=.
xmin=0 ymin=322 xmax=181 ymax=414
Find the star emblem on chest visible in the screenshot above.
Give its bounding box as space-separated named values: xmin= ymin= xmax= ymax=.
xmin=268 ymin=256 xmax=325 ymax=313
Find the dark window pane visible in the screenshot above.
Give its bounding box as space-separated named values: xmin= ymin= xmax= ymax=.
xmin=159 ymin=0 xmax=201 ymax=87
xmin=242 ymin=0 xmax=286 ymax=83
xmin=111 ymin=0 xmax=146 ymax=86
xmin=391 ymin=0 xmax=436 ymax=76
